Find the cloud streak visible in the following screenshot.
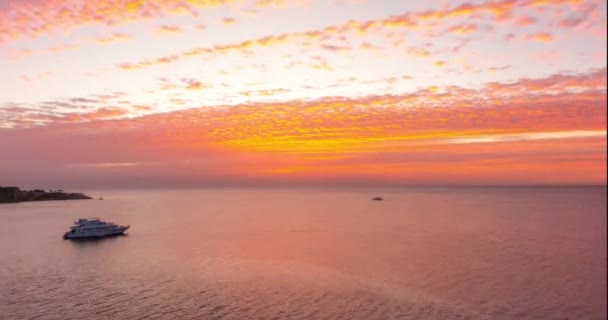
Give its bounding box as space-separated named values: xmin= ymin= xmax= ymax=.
xmin=89 ymin=0 xmax=598 ymax=78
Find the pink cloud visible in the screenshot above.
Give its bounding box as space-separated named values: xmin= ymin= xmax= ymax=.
xmin=516 ymin=16 xmax=537 ymax=26
xmin=559 ymin=16 xmax=586 ymax=27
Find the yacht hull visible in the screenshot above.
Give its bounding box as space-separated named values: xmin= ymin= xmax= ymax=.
xmin=63 ymin=226 xmax=129 ymax=239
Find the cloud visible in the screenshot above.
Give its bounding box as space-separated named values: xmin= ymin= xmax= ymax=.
xmin=181 ymin=78 xmax=209 ymax=90
xmin=223 ymin=17 xmax=236 ymax=25
xmin=0 ymin=92 xmax=134 ymax=128
xmin=116 ymin=54 xmax=181 ymax=70
xmin=67 ymin=162 xmax=145 ymax=168
xmin=407 ymin=46 xmax=431 ymax=57
xmin=5 ymin=68 xmax=605 ymax=130
xmin=0 ymin=0 xmax=231 ymax=44
xmin=309 ymin=55 xmax=334 ymax=71
xmin=255 ymin=0 xmax=290 ymax=7
xmin=559 ymin=16 xmax=586 ymax=27
xmin=59 ymin=108 xmax=130 ymax=123
xmin=439 ymin=130 xmax=606 ymax=144
xmin=0 ymin=0 xmax=605 ymax=187
xmin=69 ymin=97 xmax=102 ymax=104
xmin=20 ymin=71 xmax=53 ymax=83
xmin=48 ymin=43 xmax=80 ymax=53
xmin=155 ymin=25 xmax=183 ymax=35
xmin=95 ymin=32 xmax=132 ymax=44
xmin=516 ymin=16 xmax=536 ymax=26
xmin=1 ymin=68 xmax=605 ymax=185
xmin=0 ymin=0 xmax=310 ymax=57
xmin=132 ymin=105 xmax=153 ymax=111
xmin=77 ymin=0 xmax=591 ymax=74
xmin=488 ymin=65 xmax=511 ymax=72
xmin=504 ymin=33 xmax=516 ymax=41
xmin=0 ymin=0 xmax=590 ymax=55
xmin=320 ymin=43 xmax=352 ymax=51
xmin=447 ymin=23 xmax=477 ymax=34
xmin=360 ymin=41 xmax=382 ymax=51
xmin=526 ymin=32 xmax=554 ymax=41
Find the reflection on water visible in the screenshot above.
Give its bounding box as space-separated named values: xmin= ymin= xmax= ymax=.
xmin=0 ymin=187 xmax=606 ymax=319
xmin=66 ymin=234 xmax=129 ymax=246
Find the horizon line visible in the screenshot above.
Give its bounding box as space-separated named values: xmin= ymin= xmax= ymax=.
xmin=4 ymin=184 xmax=606 ymax=191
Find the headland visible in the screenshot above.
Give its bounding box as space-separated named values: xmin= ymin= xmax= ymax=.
xmin=0 ymin=186 xmax=92 ymax=203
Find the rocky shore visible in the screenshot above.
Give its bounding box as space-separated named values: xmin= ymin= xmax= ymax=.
xmin=0 ymin=186 xmax=92 ymax=203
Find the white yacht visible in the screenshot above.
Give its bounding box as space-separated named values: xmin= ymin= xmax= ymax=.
xmin=63 ymin=218 xmax=129 ymax=239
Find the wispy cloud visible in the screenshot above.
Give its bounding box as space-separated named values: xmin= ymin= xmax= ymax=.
xmin=67 ymin=162 xmax=145 ymax=168
xmin=440 ymin=130 xmax=606 ymax=145
xmin=155 ymin=25 xmax=183 ymax=35
xmin=516 ymin=16 xmax=536 ymax=26
xmin=95 ymin=32 xmax=132 ymax=44
xmin=447 ymin=23 xmax=477 ymax=34
xmin=222 ymin=17 xmax=236 ymax=25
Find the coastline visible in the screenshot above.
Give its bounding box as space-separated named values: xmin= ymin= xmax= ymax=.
xmin=0 ymin=186 xmax=92 ymax=203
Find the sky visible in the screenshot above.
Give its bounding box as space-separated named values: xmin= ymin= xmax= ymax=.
xmin=0 ymin=0 xmax=606 ymax=188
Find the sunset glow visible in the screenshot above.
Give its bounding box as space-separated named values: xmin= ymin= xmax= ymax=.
xmin=0 ymin=0 xmax=606 ymax=187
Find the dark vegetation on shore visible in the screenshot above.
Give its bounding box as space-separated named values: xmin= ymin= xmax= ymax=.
xmin=0 ymin=186 xmax=91 ymax=203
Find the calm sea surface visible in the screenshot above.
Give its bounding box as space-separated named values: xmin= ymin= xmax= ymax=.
xmin=0 ymin=187 xmax=606 ymax=320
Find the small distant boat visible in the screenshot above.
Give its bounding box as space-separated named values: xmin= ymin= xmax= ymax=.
xmin=98 ymin=197 xmax=103 ymax=200
xmin=372 ymin=196 xmax=383 ymax=201
xmin=63 ymin=218 xmax=129 ymax=239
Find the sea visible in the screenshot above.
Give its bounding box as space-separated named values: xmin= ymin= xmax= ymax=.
xmin=0 ymin=186 xmax=606 ymax=320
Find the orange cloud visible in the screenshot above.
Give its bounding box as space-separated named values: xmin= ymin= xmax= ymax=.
xmin=255 ymin=0 xmax=290 ymax=7
xmin=0 ymin=0 xmax=234 ymax=44
xmin=417 ymin=0 xmax=516 ymax=21
xmin=525 ymin=0 xmax=585 ymax=6
xmin=0 ymin=0 xmax=587 ymax=53
xmin=116 ymin=62 xmax=141 ymax=70
xmin=2 ymin=69 xmax=605 ymax=185
xmin=447 ymin=23 xmax=477 ymax=34
xmin=132 ymin=105 xmax=153 ymax=111
xmin=526 ymin=32 xmax=554 ymax=41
